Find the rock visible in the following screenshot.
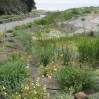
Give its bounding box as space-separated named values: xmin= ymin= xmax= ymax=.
xmin=74 ymin=92 xmax=88 ymax=99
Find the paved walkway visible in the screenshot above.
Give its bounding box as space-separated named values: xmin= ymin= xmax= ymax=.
xmin=0 ymin=16 xmax=43 ymax=32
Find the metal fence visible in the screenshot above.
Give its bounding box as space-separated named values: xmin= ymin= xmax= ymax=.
xmin=0 ymin=14 xmax=41 ymax=32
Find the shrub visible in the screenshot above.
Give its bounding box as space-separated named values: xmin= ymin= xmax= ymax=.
xmin=12 ymin=30 xmax=19 ymax=37
xmin=78 ymin=37 xmax=99 ymax=68
xmin=56 ymin=67 xmax=95 ymax=92
xmin=8 ymin=52 xmax=23 ymax=62
xmin=6 ymin=29 xmax=13 ymax=33
xmin=38 ymin=63 xmax=57 ymax=78
xmin=19 ymin=31 xmax=33 ymax=53
xmin=21 ymin=79 xmax=49 ymax=99
xmin=61 ymin=47 xmax=76 ymax=66
xmin=0 ymin=60 xmax=29 ymax=95
xmin=0 ymin=33 xmax=5 ymax=42
xmin=4 ymin=43 xmax=14 ymax=48
xmin=14 ymin=26 xmax=21 ymax=30
xmin=3 ymin=79 xmax=49 ymax=99
xmin=32 ymin=45 xmax=53 ymax=66
xmin=87 ymin=31 xmax=94 ymax=37
xmin=72 ymin=8 xmax=80 ymax=15
xmin=8 ymin=38 xmax=14 ymax=42
xmin=54 ymin=91 xmax=73 ymax=99
xmin=81 ymin=17 xmax=85 ymax=21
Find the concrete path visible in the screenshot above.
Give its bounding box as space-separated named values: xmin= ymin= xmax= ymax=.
xmin=0 ymin=16 xmax=43 ymax=32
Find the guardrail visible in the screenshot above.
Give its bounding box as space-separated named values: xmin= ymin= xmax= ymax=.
xmin=0 ymin=14 xmax=41 ymax=33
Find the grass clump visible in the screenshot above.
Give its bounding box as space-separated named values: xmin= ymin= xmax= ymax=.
xmin=4 ymin=43 xmax=14 ymax=48
xmin=8 ymin=38 xmax=14 ymax=42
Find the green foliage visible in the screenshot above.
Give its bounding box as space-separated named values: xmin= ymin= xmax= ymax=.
xmin=38 ymin=64 xmax=57 ymax=77
xmin=21 ymin=79 xmax=49 ymax=99
xmin=87 ymin=30 xmax=95 ymax=37
xmin=0 ymin=0 xmax=36 ymax=15
xmin=4 ymin=43 xmax=14 ymax=48
xmin=5 ymin=79 xmax=49 ymax=99
xmin=78 ymin=37 xmax=99 ymax=68
xmin=0 ymin=33 xmax=5 ymax=42
xmin=19 ymin=31 xmax=33 ymax=53
xmin=54 ymin=91 xmax=73 ymax=99
xmin=8 ymin=38 xmax=14 ymax=42
xmin=32 ymin=45 xmax=53 ymax=66
xmin=72 ymin=8 xmax=81 ymax=15
xmin=6 ymin=29 xmax=13 ymax=33
xmin=14 ymin=26 xmax=21 ymax=30
xmin=82 ymin=7 xmax=92 ymax=14
xmin=34 ymin=7 xmax=96 ymax=25
xmin=61 ymin=47 xmax=76 ymax=66
xmin=8 ymin=52 xmax=22 ymax=62
xmin=81 ymin=17 xmax=85 ymax=21
xmin=0 ymin=60 xmax=29 ymax=95
xmin=56 ymin=67 xmax=95 ymax=92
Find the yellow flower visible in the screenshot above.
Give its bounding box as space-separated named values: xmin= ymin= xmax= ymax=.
xmin=60 ymin=54 xmax=63 ymax=57
xmin=29 ymin=55 xmax=32 ymax=59
xmin=71 ymin=61 xmax=75 ymax=64
xmin=21 ymin=57 xmax=24 ymax=60
xmin=10 ymin=58 xmax=12 ymax=60
xmin=3 ymin=86 xmax=6 ymax=90
xmin=68 ymin=88 xmax=71 ymax=91
xmin=53 ymin=66 xmax=57 ymax=71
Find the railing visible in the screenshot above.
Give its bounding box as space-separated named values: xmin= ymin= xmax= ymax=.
xmin=0 ymin=14 xmax=41 ymax=32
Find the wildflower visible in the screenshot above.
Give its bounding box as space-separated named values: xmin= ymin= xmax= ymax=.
xmin=43 ymin=85 xmax=46 ymax=91
xmin=60 ymin=54 xmax=63 ymax=57
xmin=69 ymin=88 xmax=71 ymax=91
xmin=24 ymin=86 xmax=29 ymax=90
xmin=48 ymin=76 xmax=52 ymax=79
xmin=29 ymin=55 xmax=32 ymax=59
xmin=3 ymin=86 xmax=6 ymax=90
xmin=26 ymin=66 xmax=29 ymax=69
xmin=53 ymin=66 xmax=57 ymax=71
xmin=71 ymin=61 xmax=74 ymax=64
xmin=96 ymin=69 xmax=98 ymax=72
xmin=25 ymin=52 xmax=27 ymax=55
xmin=3 ymin=92 xmax=7 ymax=95
xmin=27 ymin=59 xmax=29 ymax=62
xmin=36 ymin=77 xmax=40 ymax=82
xmin=34 ymin=90 xmax=37 ymax=94
xmin=21 ymin=57 xmax=24 ymax=60
xmin=10 ymin=58 xmax=12 ymax=60
xmin=42 ymin=75 xmax=44 ymax=77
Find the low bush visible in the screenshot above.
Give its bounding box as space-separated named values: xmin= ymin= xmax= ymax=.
xmin=0 ymin=33 xmax=5 ymax=42
xmin=6 ymin=79 xmax=49 ymax=99
xmin=38 ymin=63 xmax=57 ymax=78
xmin=8 ymin=38 xmax=14 ymax=42
xmin=0 ymin=60 xmax=29 ymax=95
xmin=56 ymin=67 xmax=95 ymax=92
xmin=4 ymin=43 xmax=14 ymax=48
xmin=19 ymin=31 xmax=33 ymax=53
xmin=78 ymin=37 xmax=99 ymax=68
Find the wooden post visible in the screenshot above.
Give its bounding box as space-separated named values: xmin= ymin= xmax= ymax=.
xmin=74 ymin=92 xmax=88 ymax=99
